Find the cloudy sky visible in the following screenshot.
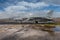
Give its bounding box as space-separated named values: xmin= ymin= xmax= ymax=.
xmin=0 ymin=0 xmax=60 ymax=19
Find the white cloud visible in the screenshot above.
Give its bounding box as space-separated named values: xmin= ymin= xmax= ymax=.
xmin=17 ymin=1 xmax=49 ymax=8
xmin=0 ymin=1 xmax=60 ymax=19
xmin=42 ymin=0 xmax=60 ymax=5
xmin=5 ymin=6 xmax=27 ymax=12
xmin=0 ymin=1 xmax=49 ymax=18
xmin=53 ymin=12 xmax=60 ymax=17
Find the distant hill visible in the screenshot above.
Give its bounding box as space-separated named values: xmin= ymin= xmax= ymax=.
xmin=53 ymin=18 xmax=60 ymax=23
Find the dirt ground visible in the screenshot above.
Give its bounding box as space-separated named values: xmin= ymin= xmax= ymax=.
xmin=0 ymin=24 xmax=60 ymax=40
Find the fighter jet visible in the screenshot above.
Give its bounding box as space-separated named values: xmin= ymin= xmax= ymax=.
xmin=21 ymin=10 xmax=54 ymax=24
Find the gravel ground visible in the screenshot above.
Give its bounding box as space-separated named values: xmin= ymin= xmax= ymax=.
xmin=0 ymin=24 xmax=60 ymax=40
